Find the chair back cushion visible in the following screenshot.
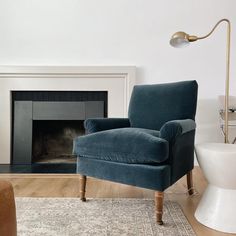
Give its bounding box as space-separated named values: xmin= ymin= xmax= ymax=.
xmin=128 ymin=80 xmax=198 ymax=130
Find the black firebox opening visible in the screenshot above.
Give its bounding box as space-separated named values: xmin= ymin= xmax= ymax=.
xmin=32 ymin=120 xmax=84 ymax=164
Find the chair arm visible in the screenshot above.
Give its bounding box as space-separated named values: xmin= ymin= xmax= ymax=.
xmin=84 ymin=118 xmax=130 ymax=133
xmin=160 ymin=119 xmax=196 ymax=142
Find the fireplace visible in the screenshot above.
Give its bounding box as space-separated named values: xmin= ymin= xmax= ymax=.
xmin=12 ymin=91 xmax=107 ymax=164
xmin=0 ymin=66 xmax=135 ymax=168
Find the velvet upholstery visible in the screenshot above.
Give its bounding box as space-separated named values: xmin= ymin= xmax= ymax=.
xmin=75 ymin=80 xmax=198 ymax=192
xmin=75 ymin=128 xmax=168 ymax=164
xmin=160 ymin=119 xmax=196 ymax=142
xmin=169 ymin=130 xmax=195 ymax=184
xmin=77 ymin=157 xmax=171 ymax=191
xmin=84 ymin=118 xmax=130 ymax=133
xmin=128 ymin=81 xmax=198 ymax=130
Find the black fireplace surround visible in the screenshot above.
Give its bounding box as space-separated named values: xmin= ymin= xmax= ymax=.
xmin=11 ymin=91 xmax=107 ymax=167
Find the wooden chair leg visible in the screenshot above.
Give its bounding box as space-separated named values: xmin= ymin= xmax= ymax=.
xmin=79 ymin=175 xmax=87 ymax=202
xmin=155 ymin=191 xmax=164 ymax=225
xmin=187 ymin=170 xmax=194 ymax=195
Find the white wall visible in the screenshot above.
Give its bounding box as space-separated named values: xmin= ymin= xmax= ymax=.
xmin=1 ymin=0 xmax=236 ymax=145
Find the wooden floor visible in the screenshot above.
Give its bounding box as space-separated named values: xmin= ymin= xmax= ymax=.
xmin=0 ymin=167 xmax=233 ymax=236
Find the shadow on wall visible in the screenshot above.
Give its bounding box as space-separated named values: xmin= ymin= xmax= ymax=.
xmin=195 ymin=99 xmax=224 ymax=144
xmin=194 ymin=99 xmax=223 ymax=165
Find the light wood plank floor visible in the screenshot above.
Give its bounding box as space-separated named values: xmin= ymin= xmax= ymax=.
xmin=0 ymin=167 xmax=233 ymax=236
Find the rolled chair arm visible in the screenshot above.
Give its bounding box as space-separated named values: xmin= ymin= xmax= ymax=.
xmin=84 ymin=118 xmax=130 ymax=133
xmin=160 ymin=119 xmax=196 ymax=142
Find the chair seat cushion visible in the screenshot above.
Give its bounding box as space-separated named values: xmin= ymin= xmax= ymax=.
xmin=74 ymin=128 xmax=169 ymax=164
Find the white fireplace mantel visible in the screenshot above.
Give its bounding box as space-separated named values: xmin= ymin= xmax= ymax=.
xmin=0 ymin=66 xmax=136 ymax=164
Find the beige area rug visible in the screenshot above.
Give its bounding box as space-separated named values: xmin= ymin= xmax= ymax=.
xmin=16 ymin=198 xmax=196 ymax=236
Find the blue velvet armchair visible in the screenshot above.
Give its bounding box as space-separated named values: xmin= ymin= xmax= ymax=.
xmin=74 ymin=80 xmax=198 ymax=224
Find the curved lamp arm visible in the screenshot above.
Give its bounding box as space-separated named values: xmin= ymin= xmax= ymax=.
xmin=197 ymin=19 xmax=230 ymax=40
xmin=170 ymin=19 xmax=231 ymax=143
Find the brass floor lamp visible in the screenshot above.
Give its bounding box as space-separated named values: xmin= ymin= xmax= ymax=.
xmin=170 ymin=19 xmax=231 ymax=143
